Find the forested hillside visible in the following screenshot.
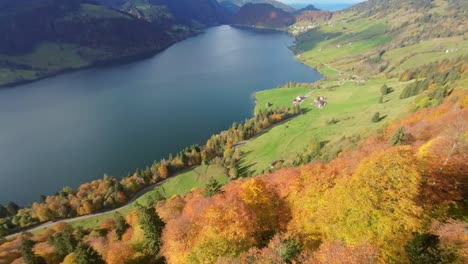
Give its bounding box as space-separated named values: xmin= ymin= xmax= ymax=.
xmin=0 ymin=0 xmax=467 ymax=263
xmin=218 ymin=0 xmax=295 ymax=13
xmin=233 ymin=3 xmax=295 ymax=28
xmin=0 ymin=0 xmax=227 ymax=87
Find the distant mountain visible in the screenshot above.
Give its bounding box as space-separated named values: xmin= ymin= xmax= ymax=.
xmin=219 ymin=0 xmax=241 ymax=13
xmin=298 ymin=4 xmax=320 ymax=12
xmin=295 ymin=10 xmax=333 ymax=24
xmin=233 ymin=3 xmax=295 ymax=28
xmin=219 ymin=0 xmax=295 ymax=13
xmin=0 ymin=0 xmax=199 ymax=86
xmin=0 ymin=0 xmax=173 ymax=56
xmin=95 ymin=0 xmax=228 ymax=27
xmin=162 ymin=0 xmax=229 ymax=26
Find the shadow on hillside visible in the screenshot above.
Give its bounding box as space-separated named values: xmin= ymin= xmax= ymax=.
xmin=378 ymin=114 xmax=387 ymax=122
xmin=292 ymin=30 xmax=343 ymax=54
xmin=238 ymin=161 xmax=257 ymax=177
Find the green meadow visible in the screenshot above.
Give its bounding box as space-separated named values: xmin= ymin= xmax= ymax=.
xmin=65 ymin=164 xmax=228 ymax=229
xmin=239 ymin=77 xmax=414 ymax=175
xmin=0 ymin=42 xmax=106 ymax=86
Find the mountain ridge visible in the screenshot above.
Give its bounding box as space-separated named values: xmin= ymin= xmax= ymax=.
xmin=219 ymin=0 xmax=296 ymax=13
xmin=233 ymin=3 xmax=295 ymax=28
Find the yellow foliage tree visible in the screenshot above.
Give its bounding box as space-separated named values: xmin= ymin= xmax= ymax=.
xmin=158 ymin=163 xmax=169 ymax=179
xmin=316 ymin=147 xmax=423 ymax=261
xmin=287 ymin=165 xmax=339 ymax=248
xmin=240 ymin=178 xmax=283 ymax=244
xmin=62 ymin=253 xmax=76 ymax=264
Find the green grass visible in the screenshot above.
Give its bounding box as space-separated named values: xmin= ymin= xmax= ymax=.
xmin=138 ymin=164 xmax=229 ymax=206
xmin=383 ymin=36 xmax=468 ymax=72
xmin=255 ymin=87 xmax=312 ymax=113
xmin=64 ymin=164 xmax=228 ymax=229
xmin=239 ymin=78 xmax=414 ymax=175
xmin=293 ymin=19 xmax=394 ymax=77
xmin=0 ymin=42 xmax=107 ymax=86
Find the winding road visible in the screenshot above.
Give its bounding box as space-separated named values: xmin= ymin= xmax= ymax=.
xmin=4 ymin=104 xmax=309 ymax=240
xmin=3 ymin=175 xmax=175 ymax=240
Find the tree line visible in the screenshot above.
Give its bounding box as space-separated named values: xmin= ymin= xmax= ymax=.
xmin=0 ymin=105 xmax=301 ymax=237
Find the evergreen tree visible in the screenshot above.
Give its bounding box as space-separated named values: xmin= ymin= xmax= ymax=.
xmin=405 ymin=233 xmax=456 ymax=264
xmin=74 ymin=242 xmax=105 ymax=264
xmin=0 ymin=204 xmax=9 ymax=217
xmin=371 ymin=112 xmax=381 ymax=123
xmin=6 ymin=201 xmax=19 ymax=215
xmin=380 ymin=84 xmax=389 ymax=95
xmin=281 ymin=239 xmax=302 ymax=263
xmin=21 ymin=237 xmax=44 ymax=264
xmin=136 ymin=204 xmax=165 ymax=259
xmin=390 ymin=127 xmax=406 ymax=145
xmin=115 ymin=213 xmax=129 ymax=240
xmin=204 ymin=177 xmax=224 ymax=197
xmin=47 ymin=225 xmax=79 ymax=258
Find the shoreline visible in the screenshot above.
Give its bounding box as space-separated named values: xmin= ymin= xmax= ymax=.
xmin=0 ymin=31 xmax=202 ymax=89
xmin=0 ymin=25 xmax=321 ymax=239
xmin=0 ymin=24 xmax=295 ymax=89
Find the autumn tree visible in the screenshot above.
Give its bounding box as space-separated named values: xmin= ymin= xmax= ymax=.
xmin=431 ymin=219 xmax=468 ymax=262
xmin=241 ymin=178 xmax=284 ymax=245
xmin=158 ymin=163 xmax=169 ymax=179
xmin=106 ymin=242 xmax=135 ymax=264
xmin=316 ymin=147 xmax=423 ymax=261
xmin=312 ymin=241 xmax=380 ymax=264
xmin=62 ymin=253 xmax=77 ymax=264
xmin=287 ymin=164 xmax=340 ymax=248
xmin=185 ymin=195 xmax=257 ymax=263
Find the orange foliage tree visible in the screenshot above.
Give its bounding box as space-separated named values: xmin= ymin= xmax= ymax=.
xmin=106 ymin=242 xmax=135 ymax=264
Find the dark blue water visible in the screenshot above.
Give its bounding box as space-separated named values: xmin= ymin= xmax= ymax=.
xmin=0 ymin=25 xmax=320 ymax=205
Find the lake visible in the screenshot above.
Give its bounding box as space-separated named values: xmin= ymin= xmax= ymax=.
xmin=0 ymin=25 xmax=320 ymax=205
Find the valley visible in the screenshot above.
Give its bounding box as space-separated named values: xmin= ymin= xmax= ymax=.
xmin=0 ymin=0 xmax=467 ymax=263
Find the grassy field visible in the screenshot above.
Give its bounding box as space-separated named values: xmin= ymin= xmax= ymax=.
xmin=0 ymin=42 xmax=106 ymax=86
xmin=292 ymin=8 xmax=468 ymax=79
xmin=383 ymin=36 xmax=468 ymax=72
xmin=241 ymin=3 xmax=467 ymax=174
xmin=294 ymin=19 xmax=393 ymax=66
xmin=255 ymin=87 xmax=312 ymax=113
xmin=61 ymin=164 xmax=228 ymax=229
xmin=138 ymin=164 xmax=229 ymax=206
xmin=239 ymin=77 xmax=414 ymax=175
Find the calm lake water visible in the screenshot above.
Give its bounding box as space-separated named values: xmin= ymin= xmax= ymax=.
xmin=0 ymin=25 xmax=320 ymax=205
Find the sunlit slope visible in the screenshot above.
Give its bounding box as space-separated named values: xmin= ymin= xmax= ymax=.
xmin=292 ymin=0 xmax=468 ymax=78
xmin=239 ymin=0 xmax=468 ymax=175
